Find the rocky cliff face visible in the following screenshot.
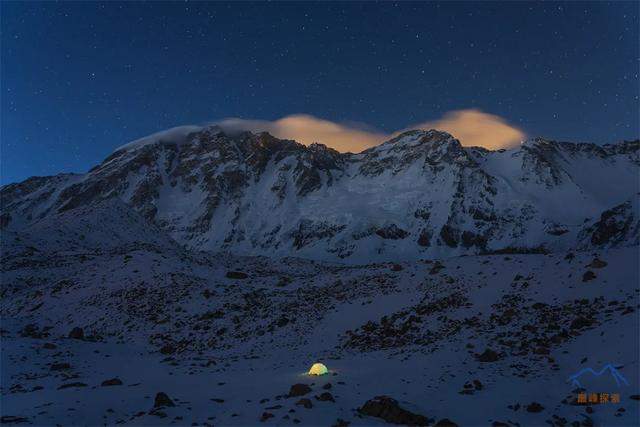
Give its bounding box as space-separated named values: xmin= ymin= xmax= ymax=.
xmin=2 ymin=126 xmax=638 ymax=262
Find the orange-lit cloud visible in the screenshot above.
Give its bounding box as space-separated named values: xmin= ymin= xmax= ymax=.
xmin=214 ymin=109 xmax=525 ymax=153
xmin=407 ymin=109 xmax=526 ymax=150
xmin=216 ymin=115 xmax=387 ymax=153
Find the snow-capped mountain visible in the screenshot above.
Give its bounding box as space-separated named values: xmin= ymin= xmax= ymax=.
xmin=1 ymin=126 xmax=638 ymax=262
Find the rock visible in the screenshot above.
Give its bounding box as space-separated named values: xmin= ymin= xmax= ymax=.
xmin=57 ymin=382 xmax=87 ymax=390
xmin=101 ymin=378 xmax=123 ymax=386
xmin=160 ymin=344 xmax=175 ymax=355
xmin=435 ymin=419 xmax=458 ymax=427
xmin=375 ymin=224 xmax=409 ymax=240
xmin=43 ymin=343 xmax=57 ymax=349
xmin=589 ymin=201 xmax=634 ymax=246
xmin=417 ymin=229 xmax=431 ymax=247
xmin=149 ymin=409 xmax=167 ymax=418
xmin=0 ymin=416 xmax=29 ymax=424
xmin=20 ymin=324 xmax=45 ymax=339
xmin=391 ymin=264 xmax=403 ymax=272
xmin=226 ymin=271 xmax=248 ymax=279
xmin=68 ymin=327 xmax=84 ymax=340
xmin=154 ymin=392 xmax=175 ymax=408
xmin=210 ymin=398 xmax=224 ymax=403
xmin=439 ymin=225 xmax=459 ymax=248
xmin=260 ymin=412 xmax=274 ymax=422
xmin=476 ymin=349 xmax=500 ymax=362
xmin=322 ymin=383 xmax=332 ymax=390
xmin=295 ymin=398 xmax=312 ymax=409
xmin=332 ymin=419 xmax=350 ymax=427
xmin=570 ymin=316 xmax=593 ymax=330
xmin=358 ymin=396 xmax=431 ymax=426
xmin=526 ymin=402 xmax=544 ymax=413
xmin=288 ymin=384 xmax=312 ymax=397
xmin=50 ymin=362 xmax=70 ymax=371
xmin=582 ymin=271 xmax=596 ymax=282
xmin=316 ymin=392 xmax=335 ymax=402
xmin=429 ymin=262 xmax=445 ymax=275
xmin=630 ymin=395 xmax=639 ymax=401
xmin=587 ymin=258 xmax=608 ymax=269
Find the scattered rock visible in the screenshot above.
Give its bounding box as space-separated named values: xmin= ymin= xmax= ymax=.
xmin=260 ymin=412 xmax=274 ymax=422
xmin=587 ymin=258 xmax=608 ymax=269
xmin=295 ymin=398 xmax=312 ymax=409
xmin=101 ymin=378 xmax=122 ymax=386
xmin=434 ymin=419 xmax=458 ymax=427
xmin=476 ymin=349 xmax=500 ymax=362
xmin=57 ymin=382 xmax=87 ymax=390
xmin=160 ymin=344 xmax=175 ymax=355
xmin=376 ymin=224 xmax=409 ymax=240
xmin=154 ymin=392 xmax=175 ymax=408
xmin=288 ymin=384 xmax=312 ymax=397
xmin=316 ymin=392 xmax=335 ymax=402
xmin=570 ymin=316 xmax=593 ymax=330
xmin=526 ymin=402 xmax=544 ymax=413
xmin=358 ymin=396 xmax=431 ymax=426
xmin=226 ymin=271 xmax=248 ymax=279
xmin=0 ymin=416 xmax=29 ymax=424
xmin=20 ymin=324 xmax=46 ymax=339
xmin=50 ymin=362 xmax=70 ymax=371
xmin=68 ymin=327 xmax=84 ymax=340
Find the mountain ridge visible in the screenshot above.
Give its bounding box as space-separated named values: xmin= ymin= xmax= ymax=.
xmin=2 ymin=127 xmax=638 ymax=262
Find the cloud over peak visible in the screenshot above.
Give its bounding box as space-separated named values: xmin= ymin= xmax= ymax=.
xmin=214 ymin=109 xmax=525 ymax=153
xmin=409 ymin=109 xmax=526 ymax=151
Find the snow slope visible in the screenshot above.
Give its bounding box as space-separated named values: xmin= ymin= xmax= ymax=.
xmin=1 ymin=199 xmax=639 ymax=425
xmin=2 ymin=128 xmax=638 ymax=263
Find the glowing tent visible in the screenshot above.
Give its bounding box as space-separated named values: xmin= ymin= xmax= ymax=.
xmin=308 ymin=362 xmax=328 ymax=376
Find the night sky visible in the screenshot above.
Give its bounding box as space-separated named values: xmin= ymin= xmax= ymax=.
xmin=2 ymin=1 xmax=638 ymax=184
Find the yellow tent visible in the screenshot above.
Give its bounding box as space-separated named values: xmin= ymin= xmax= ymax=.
xmin=308 ymin=362 xmax=328 ymax=376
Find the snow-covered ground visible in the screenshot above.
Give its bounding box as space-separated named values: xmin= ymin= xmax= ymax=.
xmin=2 ymin=224 xmax=638 ymax=425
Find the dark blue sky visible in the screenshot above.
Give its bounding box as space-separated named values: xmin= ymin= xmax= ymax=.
xmin=2 ymin=1 xmax=638 ymax=184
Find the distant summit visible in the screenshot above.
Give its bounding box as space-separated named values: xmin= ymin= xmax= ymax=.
xmin=1 ymin=126 xmax=638 ymax=262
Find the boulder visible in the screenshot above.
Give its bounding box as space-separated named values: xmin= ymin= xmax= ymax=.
xmin=358 ymin=396 xmax=431 ymax=426
xmin=526 ymin=402 xmax=544 ymax=413
xmin=316 ymin=392 xmax=335 ymax=402
xmin=153 ymin=392 xmax=175 ymax=408
xmin=295 ymin=398 xmax=312 ymax=409
xmin=476 ymin=349 xmax=500 ymax=362
xmin=101 ymin=378 xmax=123 ymax=386
xmin=226 ymin=271 xmax=248 ymax=279
xmin=288 ymin=383 xmax=312 ymax=397
xmin=68 ymin=327 xmax=84 ymax=340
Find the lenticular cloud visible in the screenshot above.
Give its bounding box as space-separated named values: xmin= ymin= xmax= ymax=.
xmin=213 ymin=109 xmax=525 ymax=153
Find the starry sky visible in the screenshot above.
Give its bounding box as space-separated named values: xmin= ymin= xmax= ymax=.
xmin=2 ymin=1 xmax=638 ymax=184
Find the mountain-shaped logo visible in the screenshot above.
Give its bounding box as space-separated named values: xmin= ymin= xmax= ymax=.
xmin=567 ymin=364 xmax=629 ymax=388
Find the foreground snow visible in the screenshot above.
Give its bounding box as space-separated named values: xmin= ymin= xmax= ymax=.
xmin=2 ymin=232 xmax=638 ymax=425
